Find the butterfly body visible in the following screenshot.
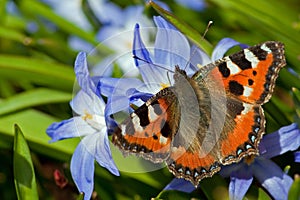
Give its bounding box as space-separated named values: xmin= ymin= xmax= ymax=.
xmin=112 ymin=41 xmax=286 ymax=185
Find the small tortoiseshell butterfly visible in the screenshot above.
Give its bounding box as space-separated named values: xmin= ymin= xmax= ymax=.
xmin=112 ymin=41 xmax=286 ymax=185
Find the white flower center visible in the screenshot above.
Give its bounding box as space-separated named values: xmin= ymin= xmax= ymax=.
xmin=82 ymin=112 xmax=106 ymax=130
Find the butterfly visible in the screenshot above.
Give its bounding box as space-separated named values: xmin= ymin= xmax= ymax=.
xmin=112 ymin=41 xmax=286 ymax=185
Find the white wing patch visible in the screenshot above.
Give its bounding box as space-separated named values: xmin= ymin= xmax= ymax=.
xmin=225 ymin=57 xmax=241 ymax=75
xmin=131 ymin=113 xmax=144 ymax=132
xmin=244 ymin=49 xmax=259 ymax=68
xmin=243 ymin=86 xmax=253 ymax=97
xmin=148 ymin=105 xmax=159 ymax=122
xmin=260 ymin=43 xmax=272 ymax=53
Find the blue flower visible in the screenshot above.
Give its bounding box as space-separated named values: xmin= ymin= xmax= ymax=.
xmin=46 ymin=52 xmax=119 ymax=200
xmin=99 ymin=16 xmax=244 ymax=128
xmin=164 ymin=123 xmax=300 ymax=200
xmin=95 ymin=5 xmax=154 ymax=77
xmin=42 ymin=0 xmax=121 ymax=30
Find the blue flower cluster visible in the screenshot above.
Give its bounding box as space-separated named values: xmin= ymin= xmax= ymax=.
xmin=47 ymin=16 xmax=300 ymax=200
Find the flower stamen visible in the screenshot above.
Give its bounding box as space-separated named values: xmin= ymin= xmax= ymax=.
xmin=82 ymin=112 xmax=93 ymax=121
xmin=160 ymin=83 xmax=170 ymax=89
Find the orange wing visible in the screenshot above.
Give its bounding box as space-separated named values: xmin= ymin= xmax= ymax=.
xmin=214 ymin=41 xmax=285 ymax=104
xmin=112 ymin=88 xmax=179 ymax=163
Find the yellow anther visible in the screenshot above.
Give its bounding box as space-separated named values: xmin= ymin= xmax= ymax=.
xmin=160 ymin=83 xmax=170 ymax=89
xmin=82 ymin=113 xmax=93 ymax=121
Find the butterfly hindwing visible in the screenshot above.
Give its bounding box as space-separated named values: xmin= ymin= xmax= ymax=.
xmin=112 ymin=88 xmax=180 ymax=162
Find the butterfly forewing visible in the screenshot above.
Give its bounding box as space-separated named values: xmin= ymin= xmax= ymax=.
xmin=214 ymin=41 xmax=285 ymax=104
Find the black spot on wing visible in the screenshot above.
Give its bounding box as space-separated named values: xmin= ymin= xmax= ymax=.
xmin=160 ymin=119 xmax=171 ymax=138
xmin=135 ymin=104 xmax=150 ymax=127
xmin=218 ymin=62 xmax=230 ymax=78
xmin=248 ymin=79 xmax=254 ymax=86
xmin=229 ymin=80 xmax=244 ymax=96
xmin=250 ymin=46 xmax=268 ymax=60
xmin=226 ymin=99 xmax=245 ymax=117
xmin=229 ymin=53 xmax=252 ymax=70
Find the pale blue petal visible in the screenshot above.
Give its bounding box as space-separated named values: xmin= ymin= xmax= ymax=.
xmin=133 ymin=23 xmax=152 ymax=66
xmin=295 ymin=151 xmax=300 ymax=162
xmin=93 ymin=129 xmax=120 ymax=176
xmin=154 ymin=16 xmax=190 ymax=71
xmin=88 ymin=0 xmax=123 ymax=26
xmin=188 ymin=45 xmax=211 ymax=74
xmin=127 ymin=88 xmax=153 ymax=102
xmin=74 ymin=52 xmax=97 ymax=95
xmin=259 ymin=123 xmax=300 ymax=159
xmin=229 ymin=167 xmax=253 ymax=200
xmin=105 ymin=95 xmax=130 ymax=132
xmin=175 ymin=0 xmax=206 ymax=11
xmin=211 ymin=38 xmax=247 ymax=61
xmin=97 ymin=25 xmax=121 ymax=42
xmin=70 ymin=141 xmax=95 ymax=200
xmin=70 ymin=90 xmax=105 ymax=116
xmin=68 ymin=36 xmax=93 ymax=52
xmin=72 ymin=52 xmax=106 ymax=115
xmin=133 ymin=24 xmax=166 ymax=92
xmin=43 ymin=0 xmax=92 ymax=30
xmin=252 ymin=158 xmax=293 ymax=199
xmin=123 ymin=6 xmax=145 ymax=25
xmin=98 ymin=77 xmax=146 ymax=98
xmin=46 ymin=117 xmax=96 ymax=142
xmin=163 ymin=178 xmax=196 ymax=193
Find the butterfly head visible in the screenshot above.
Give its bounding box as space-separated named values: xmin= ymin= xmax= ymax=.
xmin=173 ymin=65 xmax=189 ymax=82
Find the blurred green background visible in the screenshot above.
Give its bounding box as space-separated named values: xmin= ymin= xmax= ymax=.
xmin=0 ymin=0 xmax=299 ymax=199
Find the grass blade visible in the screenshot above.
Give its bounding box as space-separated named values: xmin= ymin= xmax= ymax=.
xmin=13 ymin=124 xmax=39 ymax=200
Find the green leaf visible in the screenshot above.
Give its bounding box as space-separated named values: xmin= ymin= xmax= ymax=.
xmin=0 ymin=54 xmax=75 ymax=90
xmin=288 ymin=175 xmax=300 ymax=200
xmin=0 ymin=88 xmax=71 ymax=116
xmin=0 ymin=26 xmax=27 ymax=43
xmin=0 ymin=109 xmax=78 ymax=161
xmin=264 ymin=99 xmax=291 ymax=127
xmin=17 ymin=0 xmax=97 ymax=45
xmin=13 ymin=124 xmax=39 ymax=200
xmin=0 ymin=0 xmax=8 ymax=25
xmin=155 ymin=190 xmax=193 ymax=200
xmin=200 ymin=175 xmax=228 ymax=200
xmin=292 ymin=88 xmax=300 ymax=124
xmin=258 ymin=188 xmax=271 ymax=200
xmin=149 ymin=1 xmax=213 ymax=54
xmin=76 ymin=193 xmax=84 ymax=200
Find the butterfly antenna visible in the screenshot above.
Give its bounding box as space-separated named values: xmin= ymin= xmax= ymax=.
xmin=132 ymin=55 xmax=174 ymax=73
xmin=166 ymin=71 xmax=172 ymax=85
xmin=183 ymin=20 xmax=213 ymax=71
